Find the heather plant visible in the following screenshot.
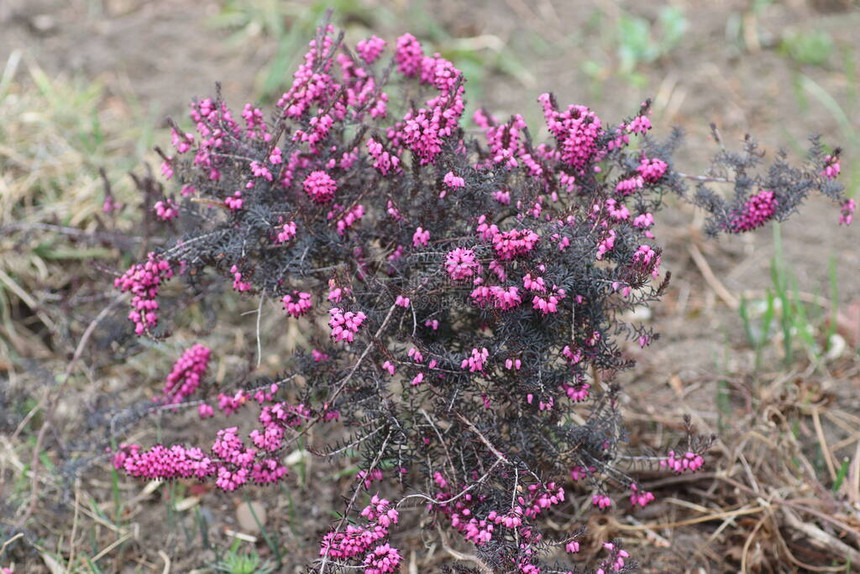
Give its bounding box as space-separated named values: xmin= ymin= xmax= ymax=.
xmin=109 ymin=23 xmax=851 ymax=572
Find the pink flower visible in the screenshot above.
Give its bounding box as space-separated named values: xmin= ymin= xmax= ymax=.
xmin=230 ymin=265 xmax=252 ymax=292
xmin=822 ymin=154 xmax=841 ymax=180
xmin=592 ymin=494 xmax=612 ymax=509
xmin=363 ymin=543 xmax=402 ymax=574
xmin=660 ymin=450 xmax=705 ymax=473
xmin=171 ymin=128 xmax=194 ymax=154
xmin=382 ymin=361 xmax=396 ymax=375
xmin=114 ymin=252 xmax=173 ymax=335
xmin=633 ymin=212 xmax=655 ymax=229
xmin=628 ymin=114 xmax=652 ymax=134
xmin=489 ymin=228 xmax=540 ymax=260
xmin=637 ymin=156 xmax=668 ymax=182
xmin=367 ymin=138 xmax=400 ymax=175
xmin=564 ymin=382 xmax=590 ymax=402
xmin=356 ymin=35 xmax=387 ymax=63
xmin=312 ymin=349 xmax=330 ymax=362
xmin=538 ymin=93 xmax=604 ymax=172
xmin=629 ymin=483 xmax=655 ymax=507
xmin=504 ymin=358 xmax=522 ymax=370
xmin=445 ymin=248 xmax=481 ymax=281
xmin=282 ymin=291 xmax=313 ymax=317
xmin=303 ymin=170 xmax=337 ymax=203
xmin=605 ymin=199 xmax=629 ymax=221
xmin=336 ymin=204 xmax=365 ymax=235
xmin=329 ymin=308 xmax=368 ymax=343
xmin=633 ymin=244 xmax=661 ymax=277
xmin=596 ymin=230 xmax=616 ymax=260
xmin=443 ymin=171 xmax=465 ymax=188
xmin=276 ymin=221 xmax=297 ymax=243
xmin=461 ymin=347 xmax=489 ymax=372
xmin=616 ymin=175 xmax=644 ymax=195
xmin=250 ymin=160 xmax=273 ymax=181
xmin=839 ymin=198 xmax=855 ymax=226
xmin=161 ymin=344 xmax=211 ymax=405
xmin=161 ymin=159 xmax=174 ymax=179
xmin=154 ymin=199 xmax=179 ymax=221
xmin=224 ymin=190 xmax=244 ymax=211
xmin=394 ymin=33 xmax=424 ymax=77
xmin=728 ymin=189 xmax=777 ymax=232
xmin=532 ymin=285 xmax=566 ymax=314
xmin=412 ymin=226 xmax=430 ymax=247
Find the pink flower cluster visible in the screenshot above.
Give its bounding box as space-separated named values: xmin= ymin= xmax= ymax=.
xmin=592 ymin=494 xmax=612 ymax=509
xmin=115 ymin=393 xmax=324 ymax=490
xmin=412 ymin=226 xmax=430 ymax=247
xmin=563 ymin=382 xmax=590 ymax=402
xmin=276 ymin=26 xmax=338 ymax=119
xmin=356 ymin=35 xmax=386 ymax=64
xmin=596 ymin=229 xmax=616 ymax=260
xmin=470 ymin=284 xmax=522 ymax=310
xmin=357 ymin=468 xmax=384 ymax=489
xmin=367 ymin=138 xmax=400 ymax=175
xmin=161 ymin=344 xmax=211 ymax=405
xmin=320 ymin=495 xmax=400 ymax=573
xmin=519 ymin=482 xmax=565 ymax=519
xmin=433 ymin=477 xmax=566 ymax=549
xmin=394 ymin=33 xmax=423 ymax=77
xmin=171 ymin=127 xmax=194 ymax=154
xmin=335 ymin=204 xmax=365 ymax=235
xmin=303 ymin=170 xmax=338 ymax=203
xmin=329 ymin=308 xmax=368 ymax=343
xmin=185 ymin=97 xmax=240 ymax=181
xmin=595 ymin=541 xmax=631 ymax=574
xmin=605 ymin=198 xmax=629 ymax=221
xmin=637 ymin=156 xmax=668 ymax=182
xmin=474 ymin=112 xmax=532 ymax=170
xmin=822 ymin=154 xmax=841 ymax=180
xmin=276 ymin=220 xmax=297 ymax=243
xmin=230 ymin=265 xmax=251 ymax=292
xmin=633 ymin=244 xmax=661 ymax=277
xmin=443 ymin=171 xmax=465 ymax=189
xmin=660 ymin=450 xmax=705 ymax=473
xmin=394 ymin=295 xmax=410 ymax=307
xmin=628 ymin=113 xmax=652 ymax=134
xmin=629 ymin=483 xmax=655 ymax=508
xmin=728 ymin=189 xmax=777 ymax=232
xmin=475 ymin=218 xmax=541 ymax=260
xmin=839 ymin=198 xmax=855 ymax=226
xmin=114 ymin=443 xmax=215 ymax=481
xmin=282 ymin=291 xmax=312 ymax=317
xmin=616 ymin=175 xmax=644 ymax=195
xmin=114 ymin=252 xmax=173 ymax=335
xmin=445 ymin=248 xmax=481 ymax=281
xmin=391 ymin=35 xmax=465 ymax=165
xmin=224 ymin=190 xmax=243 ymax=210
xmin=532 ymin=285 xmax=566 ymax=314
xmin=154 ymin=198 xmax=178 ymax=221
xmin=241 ymin=104 xmax=271 ymax=141
xmin=461 ymin=347 xmax=489 ymax=372
xmin=538 ymin=93 xmax=604 ymax=172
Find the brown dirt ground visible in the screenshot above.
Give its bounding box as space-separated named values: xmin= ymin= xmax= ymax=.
xmin=2 ymin=0 xmax=859 ymax=572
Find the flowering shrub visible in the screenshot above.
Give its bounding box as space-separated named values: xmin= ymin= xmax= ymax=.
xmin=111 ymin=24 xmax=850 ymax=572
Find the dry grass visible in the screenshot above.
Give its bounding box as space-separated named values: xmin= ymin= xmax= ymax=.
xmin=0 ymin=51 xmax=154 ymax=370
